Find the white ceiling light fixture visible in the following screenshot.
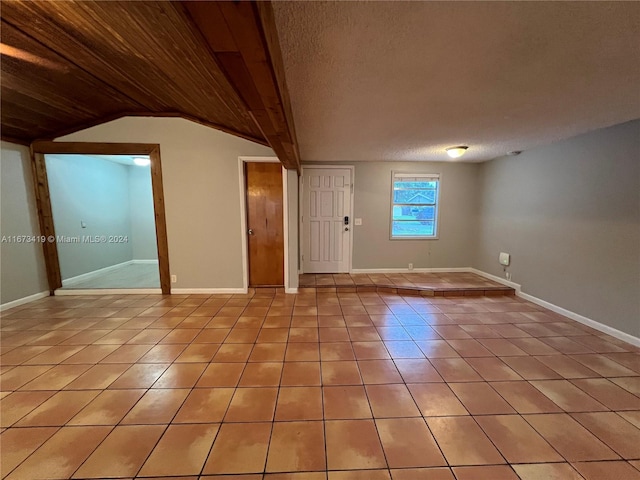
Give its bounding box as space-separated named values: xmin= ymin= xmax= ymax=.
xmin=133 ymin=157 xmax=151 ymax=166
xmin=445 ymin=146 xmax=468 ymax=158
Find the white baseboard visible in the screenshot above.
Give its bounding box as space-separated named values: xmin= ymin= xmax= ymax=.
xmin=55 ymin=288 xmax=162 ymax=295
xmin=469 ymin=268 xmax=522 ymax=293
xmin=350 ymin=267 xmax=471 ymax=274
xmin=1 ymin=291 xmax=49 ymax=311
xmin=517 ymin=290 xmax=640 ymax=347
xmin=171 ymin=288 xmax=248 ymax=294
xmin=471 ymin=268 xmax=639 ymax=348
xmin=285 ymin=288 xmax=299 ymax=294
xmin=131 ymin=259 xmax=158 ymax=265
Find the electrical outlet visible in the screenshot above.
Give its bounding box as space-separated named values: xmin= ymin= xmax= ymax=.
xmin=408 ymin=263 xmax=414 ymax=270
xmin=505 ymin=272 xmax=512 ymax=281
xmin=171 ymin=275 xmax=177 ymax=283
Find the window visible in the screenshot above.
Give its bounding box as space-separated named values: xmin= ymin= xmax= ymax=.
xmin=391 ymin=172 xmax=440 ymax=239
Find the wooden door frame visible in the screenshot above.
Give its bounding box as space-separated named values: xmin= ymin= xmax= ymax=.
xmin=300 ymin=165 xmax=355 ymax=274
xmin=29 ymin=141 xmax=171 ymax=294
xmin=238 ymin=156 xmax=293 ymax=292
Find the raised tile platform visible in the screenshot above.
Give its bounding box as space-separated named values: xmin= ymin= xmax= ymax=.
xmin=299 ymin=272 xmax=515 ymax=297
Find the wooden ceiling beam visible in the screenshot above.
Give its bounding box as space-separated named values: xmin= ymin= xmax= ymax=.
xmin=183 ymin=1 xmax=301 ymax=172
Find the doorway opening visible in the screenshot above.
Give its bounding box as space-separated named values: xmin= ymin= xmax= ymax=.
xmin=30 ymin=141 xmax=170 ymax=294
xmin=45 ymin=153 xmax=159 ymax=290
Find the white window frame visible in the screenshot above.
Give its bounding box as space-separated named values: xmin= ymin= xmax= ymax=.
xmin=390 ymin=172 xmax=441 ymax=240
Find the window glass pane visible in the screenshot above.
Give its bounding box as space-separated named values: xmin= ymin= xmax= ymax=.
xmin=394 ymin=181 xmax=437 ymax=189
xmin=392 ymin=205 xmax=435 ymax=221
xmin=392 ymin=220 xmax=435 ymax=237
xmin=393 ymin=189 xmax=436 ymax=204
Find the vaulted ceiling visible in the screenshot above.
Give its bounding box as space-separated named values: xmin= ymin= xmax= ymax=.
xmin=2 ymin=1 xmax=639 ymax=168
xmin=0 ymin=0 xmax=300 ymax=170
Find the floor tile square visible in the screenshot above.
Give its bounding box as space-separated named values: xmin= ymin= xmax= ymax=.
xmin=281 ymin=362 xmax=322 ymax=386
xmin=376 ymin=417 xmax=446 ymax=467
xmin=275 ymin=386 xmax=323 ymax=420
xmin=173 ymin=388 xmax=234 ymax=423
xmin=225 ymin=387 xmax=278 ymax=422
xmin=407 ymin=383 xmax=468 ymax=416
xmin=249 ymin=343 xmax=287 ymax=362
xmin=366 ymin=384 xmax=420 ymax=417
xmin=203 ymin=422 xmax=271 ymax=474
xmin=239 ymin=362 xmax=283 ymax=386
xmin=325 ymin=419 xmax=387 ymax=470
xmin=121 ymin=388 xmax=190 ymax=424
xmin=323 ymin=385 xmax=372 ymax=419
xmin=429 ymin=358 xmax=483 ymax=382
xmin=197 ymin=363 xmax=244 ymax=387
xmin=285 ymin=343 xmax=321 ymax=361
xmin=358 ymin=360 xmax=403 ymax=384
xmin=320 ymin=342 xmax=356 ymax=361
xmin=152 ymin=362 xmax=207 ymax=388
xmin=449 ymin=382 xmax=515 ymax=415
xmin=138 ymin=423 xmax=219 ymax=476
xmin=322 ymin=361 xmax=363 ymax=385
xmin=266 ymin=421 xmax=326 ymax=472
xmin=426 ymin=416 xmax=505 ymax=466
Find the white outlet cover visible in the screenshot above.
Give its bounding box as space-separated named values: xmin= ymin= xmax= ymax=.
xmin=354 ymin=218 xmax=362 ymax=225
xmin=499 ymin=252 xmax=510 ymax=266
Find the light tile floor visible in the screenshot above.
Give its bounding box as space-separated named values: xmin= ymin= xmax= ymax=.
xmin=1 ymin=290 xmax=639 ymax=479
xmin=62 ymin=262 xmax=160 ymax=290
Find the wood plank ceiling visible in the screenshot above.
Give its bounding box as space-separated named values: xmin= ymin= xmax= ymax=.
xmin=0 ymin=1 xmax=300 ymax=170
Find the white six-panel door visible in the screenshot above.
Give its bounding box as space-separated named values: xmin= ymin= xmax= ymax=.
xmin=302 ymin=167 xmax=352 ymax=273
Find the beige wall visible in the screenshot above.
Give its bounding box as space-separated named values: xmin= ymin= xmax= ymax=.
xmin=475 ymin=120 xmax=640 ymax=337
xmin=340 ymin=161 xmax=480 ymax=269
xmin=0 ymin=142 xmax=49 ymax=305
xmin=60 ymin=117 xmax=289 ymax=290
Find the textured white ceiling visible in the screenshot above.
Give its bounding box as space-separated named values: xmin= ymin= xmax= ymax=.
xmin=272 ymin=1 xmax=640 ymax=162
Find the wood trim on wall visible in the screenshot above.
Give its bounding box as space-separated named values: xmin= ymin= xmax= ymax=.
xmin=148 ymin=146 xmax=171 ymax=294
xmin=29 ymin=149 xmax=62 ymax=292
xmin=29 ymin=141 xmax=171 ymax=294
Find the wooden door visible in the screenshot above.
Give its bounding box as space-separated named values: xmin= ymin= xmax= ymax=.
xmin=246 ymin=162 xmax=284 ymax=286
xmin=302 ymin=167 xmax=352 ymax=273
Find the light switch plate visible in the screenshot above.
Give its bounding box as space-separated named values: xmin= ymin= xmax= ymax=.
xmin=354 ymin=218 xmax=362 ymax=226
xmin=499 ymin=252 xmax=510 ymax=266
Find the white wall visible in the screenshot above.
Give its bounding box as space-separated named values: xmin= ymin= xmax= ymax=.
xmin=475 ymin=120 xmax=640 ymax=337
xmin=129 ymin=165 xmax=158 ymax=260
xmin=46 ymin=154 xmax=133 ymax=279
xmin=340 ymin=161 xmax=480 ymax=269
xmin=59 ymin=117 xmax=283 ymax=290
xmin=0 ymin=142 xmax=49 ymax=304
